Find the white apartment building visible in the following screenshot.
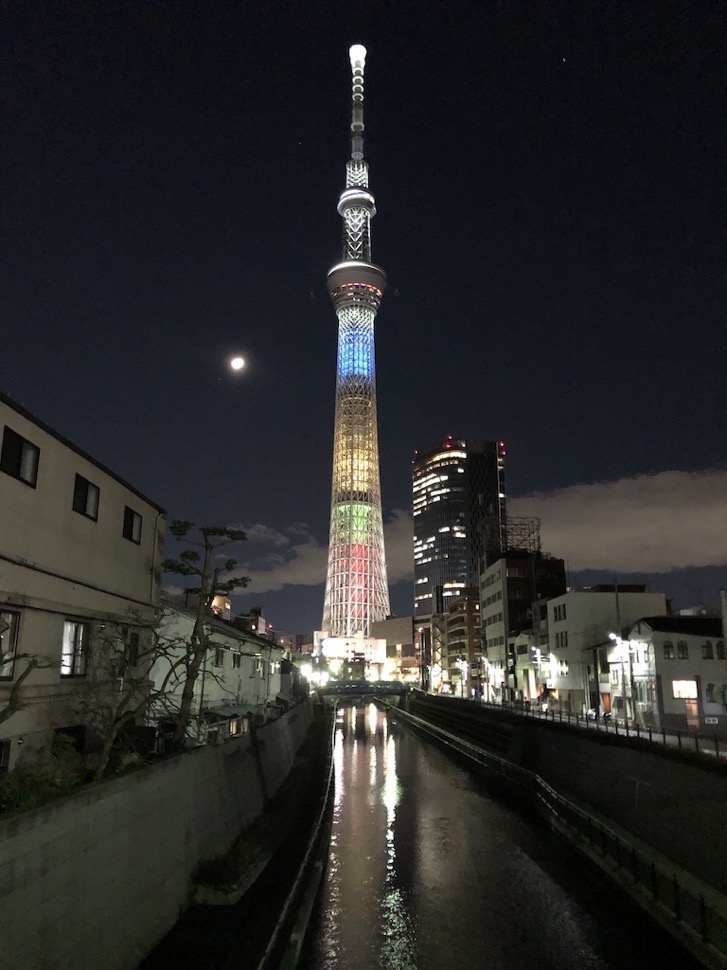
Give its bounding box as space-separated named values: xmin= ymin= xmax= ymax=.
xmin=616 ymin=616 xmax=726 ymax=735
xmin=149 ymin=604 xmax=285 ymax=742
xmin=0 ymin=392 xmax=165 ymax=771
xmin=539 ymin=585 xmax=667 ymax=714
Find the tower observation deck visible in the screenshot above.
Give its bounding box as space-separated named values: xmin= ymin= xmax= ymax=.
xmin=321 ymin=45 xmax=390 ymax=639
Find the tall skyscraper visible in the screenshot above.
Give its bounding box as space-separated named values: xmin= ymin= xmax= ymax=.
xmin=413 ymin=438 xmax=506 ymax=618
xmin=321 ymin=46 xmax=390 ymax=639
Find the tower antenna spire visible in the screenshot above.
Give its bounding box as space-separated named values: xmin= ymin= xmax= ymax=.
xmin=349 ymin=44 xmax=366 ymax=160
xmin=321 ymin=46 xmax=390 ymax=641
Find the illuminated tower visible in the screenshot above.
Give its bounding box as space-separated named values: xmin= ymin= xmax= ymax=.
xmin=321 ymin=45 xmax=390 ymax=638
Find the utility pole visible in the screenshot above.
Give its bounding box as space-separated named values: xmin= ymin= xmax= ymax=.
xmin=615 ymin=579 xmax=629 ymax=731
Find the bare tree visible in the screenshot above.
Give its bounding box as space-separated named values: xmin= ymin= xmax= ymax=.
xmin=76 ymin=612 xmax=189 ymax=780
xmin=162 ymin=521 xmax=250 ymax=743
xmin=0 ymin=613 xmax=53 ymax=728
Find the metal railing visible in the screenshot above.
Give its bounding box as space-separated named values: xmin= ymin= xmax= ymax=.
xmin=393 ymin=706 xmax=727 ymax=965
xmin=476 ymin=699 xmax=726 ymax=759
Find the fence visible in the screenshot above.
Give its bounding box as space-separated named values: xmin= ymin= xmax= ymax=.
xmin=479 ymin=699 xmax=726 ymax=758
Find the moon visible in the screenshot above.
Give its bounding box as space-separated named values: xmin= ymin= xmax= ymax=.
xmin=229 ymin=356 xmax=245 ymax=371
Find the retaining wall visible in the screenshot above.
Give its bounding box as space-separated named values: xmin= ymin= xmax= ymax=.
xmin=411 ymin=694 xmax=727 ymax=895
xmin=0 ymin=702 xmax=313 ymax=970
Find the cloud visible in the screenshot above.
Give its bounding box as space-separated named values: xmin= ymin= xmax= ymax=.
xmin=509 ymin=468 xmax=727 ymax=573
xmin=166 ymin=470 xmax=725 ymax=603
xmin=240 ymin=509 xmax=415 ymax=594
xmin=239 ymin=523 xmax=291 ymax=547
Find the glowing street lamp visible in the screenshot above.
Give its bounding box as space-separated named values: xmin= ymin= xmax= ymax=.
xmin=454 ymin=657 xmax=469 ymax=698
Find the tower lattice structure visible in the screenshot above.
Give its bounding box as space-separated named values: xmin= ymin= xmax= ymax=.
xmin=321 ymin=45 xmax=390 ymax=638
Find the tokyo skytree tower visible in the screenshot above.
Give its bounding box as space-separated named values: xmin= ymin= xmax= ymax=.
xmin=321 ymin=45 xmax=390 ymax=638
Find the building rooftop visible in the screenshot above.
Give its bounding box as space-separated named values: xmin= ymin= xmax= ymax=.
xmin=635 ymin=616 xmax=723 ymax=638
xmin=1 ymin=389 xmax=165 ymax=513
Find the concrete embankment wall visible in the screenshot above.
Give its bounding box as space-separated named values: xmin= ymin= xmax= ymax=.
xmin=410 ymin=695 xmax=727 ymax=895
xmin=0 ymin=702 xmax=313 ymax=970
xmin=516 ymin=718 xmax=727 ymax=895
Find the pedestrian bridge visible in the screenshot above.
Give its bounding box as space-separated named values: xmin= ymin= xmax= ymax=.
xmin=317 ymin=679 xmax=409 ymax=701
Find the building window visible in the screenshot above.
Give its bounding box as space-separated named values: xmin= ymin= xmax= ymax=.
xmin=118 ymin=625 xmax=140 ymax=666
xmin=73 ymin=474 xmax=100 ymax=520
xmin=677 ymin=641 xmax=689 ymax=660
xmin=717 ymin=641 xmax=726 ymax=661
xmin=0 ymin=739 xmax=10 ymax=773
xmin=214 ymin=647 xmax=224 ymax=668
xmin=663 ymin=641 xmax=674 ymax=660
xmin=705 ymin=683 xmax=716 ymax=704
xmin=702 ymin=641 xmax=714 ymax=660
xmin=61 ymin=620 xmax=89 ymax=677
xmin=232 ymin=653 xmax=241 ymax=669
xmin=672 ymin=679 xmax=697 ymax=699
xmin=0 ymin=609 xmax=19 ymax=679
xmin=123 ymin=506 xmax=142 ymax=544
xmin=0 ymin=426 xmax=40 ymax=487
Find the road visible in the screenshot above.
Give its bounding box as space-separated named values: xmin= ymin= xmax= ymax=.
xmin=301 ymin=703 xmax=700 ymax=970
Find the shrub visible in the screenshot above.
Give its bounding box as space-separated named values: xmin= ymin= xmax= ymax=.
xmin=0 ymin=733 xmax=84 ymax=815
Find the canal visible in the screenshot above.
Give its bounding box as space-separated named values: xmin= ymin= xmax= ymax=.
xmin=301 ymin=703 xmax=699 ymax=970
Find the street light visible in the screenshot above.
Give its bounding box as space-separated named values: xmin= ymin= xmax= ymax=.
xmin=454 ymin=657 xmax=469 ymax=698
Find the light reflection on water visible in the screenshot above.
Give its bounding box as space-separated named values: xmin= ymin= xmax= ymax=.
xmin=305 ymin=704 xmax=696 ymax=970
xmin=380 ymin=730 xmax=418 ymax=968
xmin=312 ymin=704 xmax=419 ymax=969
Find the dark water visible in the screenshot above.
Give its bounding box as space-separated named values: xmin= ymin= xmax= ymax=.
xmin=302 ymin=704 xmax=699 ymax=970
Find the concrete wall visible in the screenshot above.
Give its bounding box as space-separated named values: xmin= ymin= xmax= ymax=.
xmin=0 ymin=701 xmax=313 ymax=970
xmin=515 ymin=718 xmax=727 ymax=895
xmin=411 ymin=694 xmax=727 ymax=895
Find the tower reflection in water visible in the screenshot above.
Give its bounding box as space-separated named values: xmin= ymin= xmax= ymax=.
xmin=322 ymin=704 xmax=417 ymax=969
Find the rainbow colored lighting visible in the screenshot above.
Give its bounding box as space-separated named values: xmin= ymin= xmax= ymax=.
xmin=321 ymin=46 xmax=390 ymax=638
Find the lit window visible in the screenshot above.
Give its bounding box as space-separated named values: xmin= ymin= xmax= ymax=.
xmin=672 ymin=680 xmax=697 ymax=699
xmin=0 ymin=426 xmax=40 ymax=487
xmin=62 ymin=621 xmax=89 ymax=677
xmin=123 ymin=506 xmax=142 ymax=544
xmin=73 ymin=474 xmax=100 ymax=520
xmin=0 ymin=609 xmax=20 ymax=679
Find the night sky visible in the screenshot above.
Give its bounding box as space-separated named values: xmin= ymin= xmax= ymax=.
xmin=3 ymin=1 xmax=725 ymax=634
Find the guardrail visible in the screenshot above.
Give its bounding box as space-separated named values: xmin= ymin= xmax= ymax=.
xmin=256 ymin=706 xmax=337 ymax=970
xmin=477 ymin=699 xmax=726 ymax=759
xmin=393 ymin=705 xmax=727 ymax=968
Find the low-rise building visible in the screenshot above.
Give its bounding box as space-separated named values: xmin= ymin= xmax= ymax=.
xmin=616 ymin=616 xmax=726 ymax=734
xmin=480 ymin=552 xmax=566 ymax=702
xmin=539 ymin=585 xmax=667 ymax=714
xmin=444 ymin=592 xmax=481 ymax=697
xmin=148 ymin=604 xmax=286 ymax=741
xmin=0 ymin=391 xmax=165 ymax=771
xmin=370 ymin=615 xmax=417 ymax=684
